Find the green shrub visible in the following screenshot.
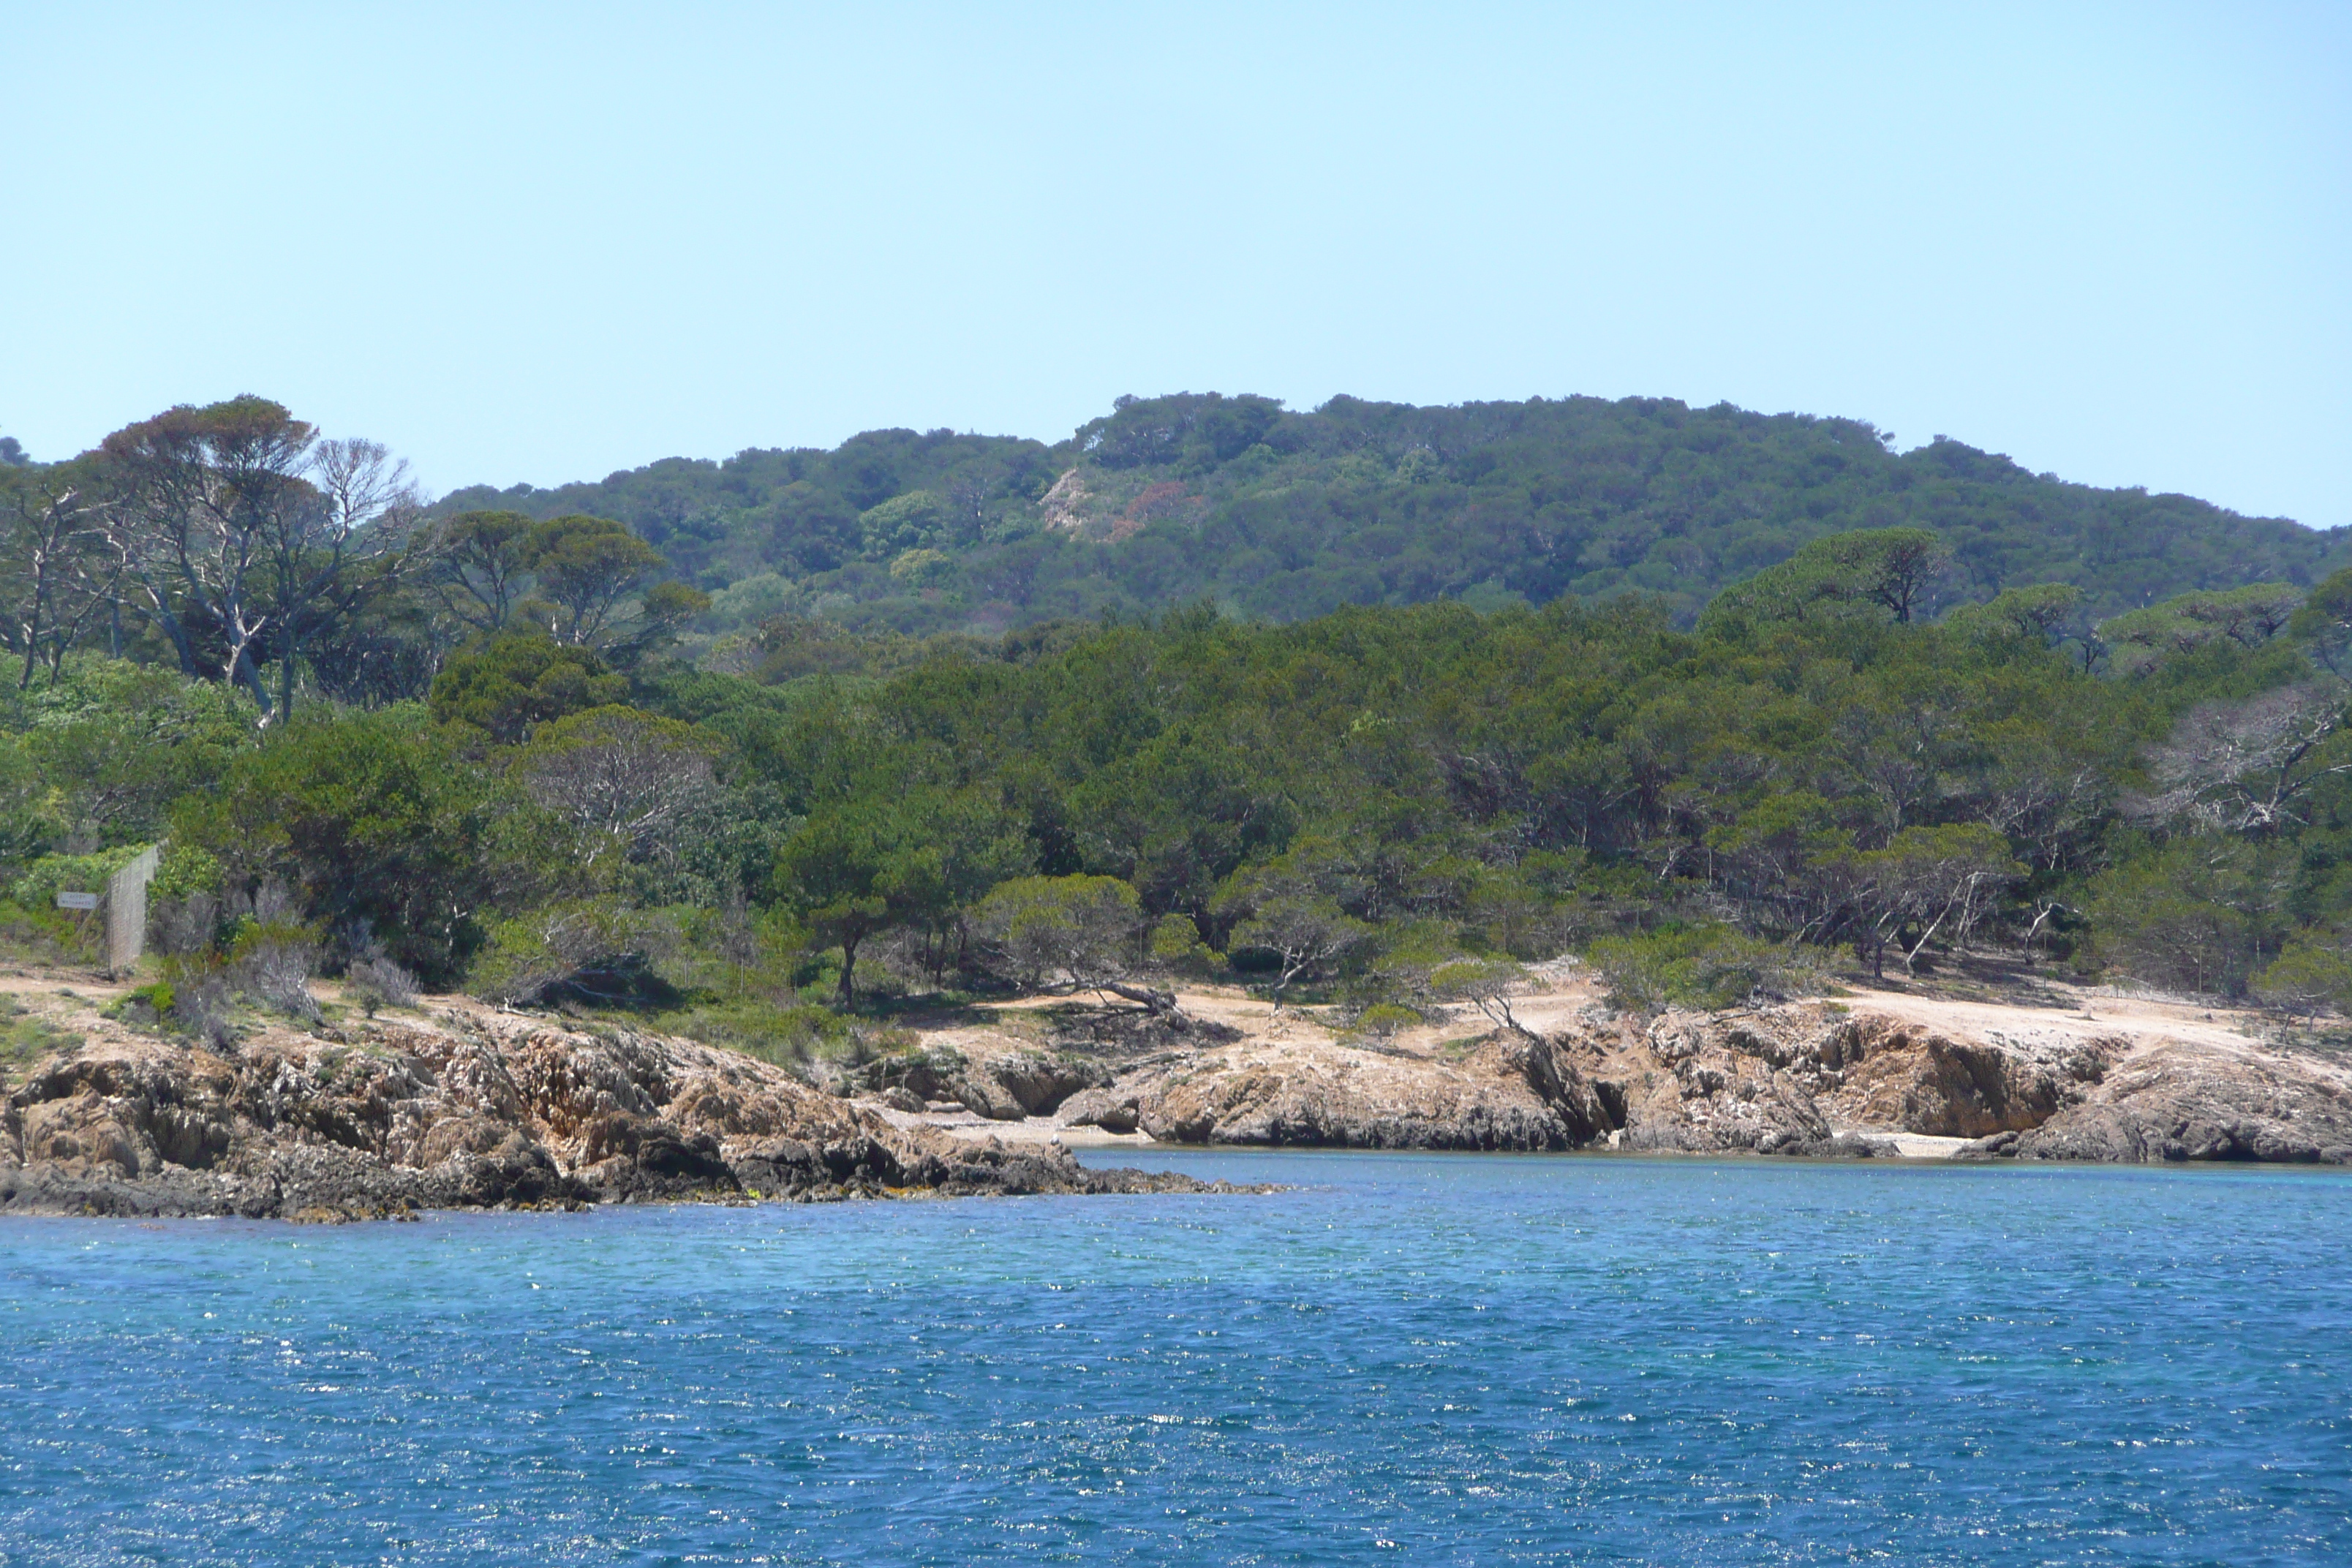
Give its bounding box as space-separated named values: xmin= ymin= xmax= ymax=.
xmin=7 ymin=845 xmax=145 ymax=912
xmin=468 ymin=897 xmax=680 ymax=1007
xmin=972 ymin=874 xmax=1142 ymax=991
xmin=124 ymin=980 xmax=176 ymax=1017
xmin=1349 ymin=1002 xmax=1421 ymax=1041
xmin=175 ymin=711 xmax=553 ymax=984
xmin=0 ymin=997 xmax=78 ymax=1079
xmin=0 ymin=738 xmax=61 ymax=868
xmin=655 ymin=998 xmax=850 ymax=1067
xmin=9 ymin=657 xmax=257 ymax=847
xmin=1586 ymin=924 xmax=1820 ymax=1015
xmin=152 ymin=843 xmax=223 ymax=902
xmin=0 ymin=900 xmax=78 ymax=964
xmin=2253 ymin=938 xmax=2352 ymax=1018
xmin=1147 ymin=913 xmax=1220 ymax=977
xmin=429 ymin=633 xmax=627 ymax=745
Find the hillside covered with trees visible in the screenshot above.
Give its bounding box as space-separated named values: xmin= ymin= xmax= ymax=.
xmin=435 ymin=391 xmax=2349 ymax=641
xmin=7 ymin=392 xmax=2352 ymax=1067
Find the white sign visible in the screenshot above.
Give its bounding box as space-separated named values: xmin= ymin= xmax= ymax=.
xmin=55 ymin=892 xmax=99 ymax=911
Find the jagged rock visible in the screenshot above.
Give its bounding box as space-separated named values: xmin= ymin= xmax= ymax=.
xmin=955 ymin=1051 xmax=1103 ymax=1119
xmin=845 ymin=1048 xmax=962 ymax=1104
xmin=1603 ymin=1011 xmax=1837 ymax=1154
xmin=2002 ymin=1040 xmax=2352 ymax=1164
xmin=1957 ymin=1129 xmax=2022 ymax=1158
xmin=1803 ymin=1015 xmax=2114 ymax=1137
xmin=0 ymin=1006 xmax=1250 ymax=1217
xmin=1058 ymin=1086 xmax=1140 ymax=1134
xmin=952 ymin=1068 xmax=1028 ymax=1121
xmin=1049 ymin=996 xmax=2352 ymax=1166
xmin=1112 ymin=1031 xmax=1596 ymax=1150
xmin=1470 ymin=1035 xmax=1616 ymax=1143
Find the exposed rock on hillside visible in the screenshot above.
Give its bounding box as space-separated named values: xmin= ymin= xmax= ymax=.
xmin=1093 ymin=1031 xmax=1608 ymax=1150
xmin=1023 ymin=995 xmax=2352 ymax=1166
xmin=954 ymin=1050 xmax=1107 ymax=1120
xmin=1588 ymin=1008 xmax=2119 ymax=1153
xmin=1965 ymin=1038 xmax=2352 ymax=1164
xmin=0 ymin=1003 xmax=1243 ymax=1220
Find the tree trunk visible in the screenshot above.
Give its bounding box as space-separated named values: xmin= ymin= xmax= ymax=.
xmin=1270 ymin=960 xmax=1308 ymax=1011
xmin=279 ymin=626 xmax=298 ymax=722
xmin=233 ymin=645 xmax=274 ymax=721
xmin=1104 ymin=981 xmax=1176 ymax=1014
xmin=1902 ymin=903 xmax=1953 ymax=977
xmin=836 ymin=933 xmax=861 ymax=1008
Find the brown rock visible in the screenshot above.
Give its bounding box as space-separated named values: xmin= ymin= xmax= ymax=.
xmin=1119 ymin=1034 xmax=1597 ymax=1150
xmin=1058 ymin=1087 xmax=1139 ymax=1134
xmin=0 ymin=1004 xmax=1242 ymax=1217
xmin=954 ymin=1051 xmax=1104 ymax=1120
xmin=1804 ymin=1016 xmax=2113 ymax=1137
xmin=2009 ymin=1039 xmax=2352 ymax=1165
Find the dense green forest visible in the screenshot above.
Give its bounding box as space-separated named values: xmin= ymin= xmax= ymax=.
xmin=437 ymin=391 xmax=2348 ymax=642
xmin=7 ymin=393 xmax=2352 ymax=1058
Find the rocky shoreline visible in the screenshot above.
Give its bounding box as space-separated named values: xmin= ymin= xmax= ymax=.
xmin=7 ymin=976 xmax=2350 ymax=1223
xmin=889 ymin=990 xmax=2352 ymax=1169
xmin=0 ymin=999 xmax=1249 ymax=1221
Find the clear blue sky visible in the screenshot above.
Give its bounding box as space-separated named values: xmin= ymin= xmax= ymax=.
xmin=5 ymin=3 xmax=2346 ymax=527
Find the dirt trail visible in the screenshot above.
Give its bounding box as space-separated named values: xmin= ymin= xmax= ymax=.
xmin=1833 ymin=984 xmax=2269 ymax=1056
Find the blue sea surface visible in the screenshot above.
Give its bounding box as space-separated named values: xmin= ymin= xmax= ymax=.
xmin=1 ymin=1151 xmax=2347 ymax=1566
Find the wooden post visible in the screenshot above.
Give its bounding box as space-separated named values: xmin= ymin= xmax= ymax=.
xmin=104 ymin=845 xmax=161 ymax=978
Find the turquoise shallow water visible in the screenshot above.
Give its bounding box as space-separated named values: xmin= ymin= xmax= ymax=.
xmin=1 ymin=1153 xmax=2347 ymax=1566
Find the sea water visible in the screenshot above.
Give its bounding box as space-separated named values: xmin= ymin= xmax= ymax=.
xmin=1 ymin=1153 xmax=2345 ymax=1566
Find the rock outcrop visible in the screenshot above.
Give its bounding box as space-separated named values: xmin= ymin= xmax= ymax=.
xmin=952 ymin=1051 xmax=1107 ymax=1120
xmin=0 ymin=1006 xmax=1245 ymax=1219
xmin=1961 ymin=1038 xmax=2352 ymax=1164
xmin=15 ymin=980 xmax=2340 ymax=1211
xmin=1043 ymin=998 xmax=2352 ymax=1166
xmin=1067 ymin=1030 xmax=1608 ymax=1150
xmin=1588 ymin=1007 xmax=2120 ymax=1154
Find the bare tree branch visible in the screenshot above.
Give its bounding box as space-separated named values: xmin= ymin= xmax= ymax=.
xmin=2133 ymin=684 xmax=2352 ymax=834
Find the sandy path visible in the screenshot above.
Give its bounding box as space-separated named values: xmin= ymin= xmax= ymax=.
xmin=1832 ymin=984 xmax=2272 ymax=1057
xmin=863 ymin=1103 xmax=1156 ymax=1149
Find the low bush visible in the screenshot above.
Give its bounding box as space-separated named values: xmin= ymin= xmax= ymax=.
xmin=2253 ymin=937 xmax=2352 ymax=1019
xmin=468 ymin=898 xmax=682 ymax=1007
xmin=129 ymin=957 xmax=238 ymax=1050
xmin=1347 ymin=1002 xmax=1421 ymax=1042
xmin=1586 ymin=924 xmax=1821 ymax=1016
xmin=654 ymin=997 xmax=852 ymax=1067
xmin=0 ymin=901 xmax=77 ymax=965
xmin=6 ymin=846 xmax=145 ymax=912
xmin=345 ymin=954 xmax=422 ymax=1014
xmin=227 ymin=921 xmax=321 ymax=1022
xmin=0 ymin=997 xmax=78 ymax=1079
xmin=1148 ymin=913 xmax=1221 ymax=978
